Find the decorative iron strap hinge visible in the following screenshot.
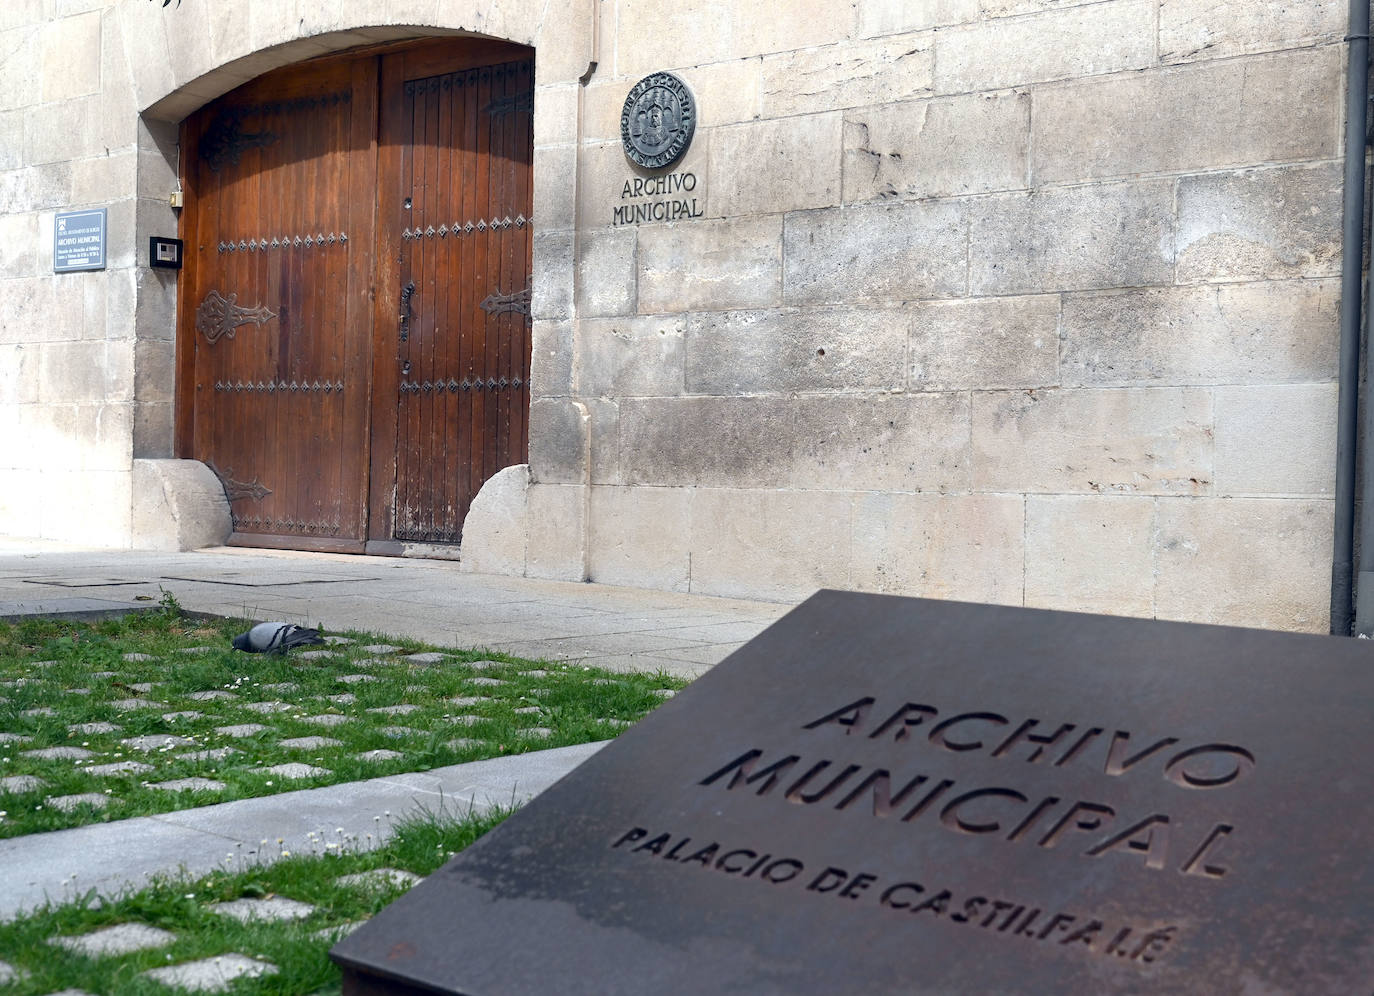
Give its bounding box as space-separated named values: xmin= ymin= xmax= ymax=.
xmin=205 ymin=461 xmax=272 ymax=502
xmin=479 ymin=282 xmax=532 ymax=321
xmin=200 ymin=109 xmax=278 ymax=172
xmin=196 ymin=290 xmax=277 ymax=344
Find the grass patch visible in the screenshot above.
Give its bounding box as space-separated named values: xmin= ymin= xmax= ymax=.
xmin=0 ymin=798 xmax=510 ymax=994
xmin=0 ymin=612 xmax=682 ymax=839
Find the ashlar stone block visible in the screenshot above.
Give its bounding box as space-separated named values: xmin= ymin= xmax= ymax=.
xmin=588 ymin=486 xmax=691 ymax=592
xmin=1033 ymin=48 xmax=1339 ymax=183
xmin=620 ymin=394 xmax=970 ymax=492
xmin=1155 ymin=497 xmax=1332 ymax=633
xmin=761 ymin=33 xmax=934 ymax=117
xmin=685 ymin=307 xmax=907 ymax=394
xmin=1024 ymin=495 xmax=1156 ymax=617
xmin=972 ymin=387 xmax=1213 ymax=495
xmin=688 ymin=488 xmax=852 ymax=601
xmin=968 ymin=180 xmax=1174 ymax=295
xmin=1176 ymin=163 xmax=1342 ymax=283
xmin=1214 ymin=384 xmax=1338 ymax=497
xmin=934 ymin=0 xmax=1153 ymax=93
xmin=1060 ymin=279 xmax=1340 ymax=386
xmin=980 ymin=0 xmax=1104 ymax=15
xmin=784 ymin=199 xmax=966 ymax=305
xmin=576 ymin=226 xmax=636 ymax=318
xmin=843 ymin=90 xmax=1029 ymax=203
xmin=529 ymin=398 xmax=588 ymax=485
xmin=526 ymin=482 xmax=587 ymax=581
xmin=574 ymin=315 xmax=686 ymax=398
xmin=532 ymin=231 xmax=574 ymax=321
xmin=850 ymin=492 xmax=1025 ymax=604
xmin=637 ymin=216 xmax=781 ymax=314
xmin=0 ymin=24 xmax=42 ymax=114
xmin=531 ymin=320 xmax=572 ymax=398
xmin=709 ymin=113 xmax=843 ymax=217
xmin=858 ymin=0 xmax=978 ymax=36
xmin=533 ymin=144 xmax=576 ymax=232
xmin=909 ymin=295 xmax=1058 ymax=391
xmin=1160 ymin=0 xmax=1344 ymax=64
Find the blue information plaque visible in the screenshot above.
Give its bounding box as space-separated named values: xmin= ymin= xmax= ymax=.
xmin=53 ymin=208 xmax=107 ymax=272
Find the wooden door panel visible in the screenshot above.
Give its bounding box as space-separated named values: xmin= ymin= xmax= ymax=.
xmin=372 ymin=48 xmax=533 ymax=544
xmin=181 ymin=58 xmax=378 ymax=549
xmin=178 ymin=40 xmax=532 ymax=554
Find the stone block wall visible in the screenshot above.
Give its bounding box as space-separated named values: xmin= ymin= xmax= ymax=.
xmin=0 ymin=1 xmax=139 ymax=544
xmin=0 ymin=0 xmax=1349 ymax=632
xmin=524 ymin=0 xmax=1346 ymax=630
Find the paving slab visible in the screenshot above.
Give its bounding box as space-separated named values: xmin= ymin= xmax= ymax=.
xmin=367 ymin=704 xmax=420 ymax=715
xmin=241 ymin=701 xmax=294 ymax=713
xmin=402 ymin=652 xmax=451 ymax=665
xmin=47 ymin=793 xmax=109 ymax=813
xmin=0 ymin=959 xmax=26 ymax=982
xmin=279 ymin=737 xmax=341 ymax=750
xmin=176 ymin=748 xmax=241 ymax=762
xmin=149 ymin=778 xmax=226 ymax=793
xmin=142 ymin=953 xmax=278 ymax=992
xmin=86 ymin=760 xmax=155 ymax=776
xmin=259 ymin=763 xmax=330 ymax=779
xmin=109 ymin=698 xmax=166 ymax=711
xmin=301 ymin=714 xmax=351 ymax=727
xmin=122 ymin=735 xmax=197 ymax=752
xmin=214 ymin=723 xmax=268 ymax=738
xmin=294 ymin=650 xmax=338 ymax=660
xmin=0 ymin=733 xmax=33 ymax=743
xmin=335 ymin=868 xmax=421 ymax=891
xmin=356 ymin=749 xmax=403 ymax=761
xmin=210 ymin=896 xmax=315 ymax=922
xmin=24 ymin=747 xmax=94 ymax=760
xmin=0 ymin=775 xmax=47 ymax=793
xmin=187 ymin=691 xmax=237 ymax=701
xmin=49 ymin=921 xmax=176 ymax=956
xmin=359 ymin=644 xmax=402 ymax=654
xmin=68 ymin=721 xmax=121 ymax=734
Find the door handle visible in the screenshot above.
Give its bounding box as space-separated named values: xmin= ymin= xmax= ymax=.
xmin=399 ymin=282 xmax=415 ymax=342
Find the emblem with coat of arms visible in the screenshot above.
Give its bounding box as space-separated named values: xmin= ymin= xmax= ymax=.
xmin=621 ymin=72 xmax=696 ymax=169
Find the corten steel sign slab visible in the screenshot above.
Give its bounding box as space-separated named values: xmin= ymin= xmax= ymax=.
xmin=331 ymin=592 xmax=1374 ymax=994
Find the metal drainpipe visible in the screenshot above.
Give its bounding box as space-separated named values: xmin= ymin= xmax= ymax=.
xmin=1332 ymin=0 xmax=1370 ymax=635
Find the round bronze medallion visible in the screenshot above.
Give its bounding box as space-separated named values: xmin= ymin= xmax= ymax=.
xmin=621 ymin=72 xmax=696 ymax=170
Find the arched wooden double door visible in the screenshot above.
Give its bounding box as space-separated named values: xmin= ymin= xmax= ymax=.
xmin=176 ymin=39 xmax=533 ymax=553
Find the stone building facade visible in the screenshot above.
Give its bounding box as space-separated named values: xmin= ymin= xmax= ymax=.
xmin=0 ymin=0 xmax=1347 ymax=631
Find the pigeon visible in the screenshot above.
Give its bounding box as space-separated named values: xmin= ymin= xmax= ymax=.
xmin=232 ymin=622 xmax=325 ymax=654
